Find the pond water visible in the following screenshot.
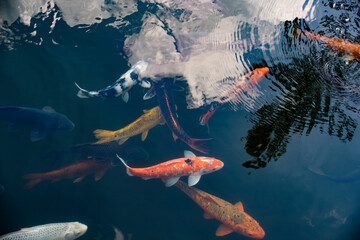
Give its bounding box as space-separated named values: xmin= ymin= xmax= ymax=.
xmin=1 ymin=0 xmax=360 ymax=239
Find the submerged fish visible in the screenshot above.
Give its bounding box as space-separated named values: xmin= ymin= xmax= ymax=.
xmin=291 ymin=18 xmax=360 ymax=61
xmin=94 ymin=106 xmax=165 ymax=145
xmin=0 ymin=106 xmax=74 ymax=141
xmin=23 ymin=158 xmax=116 ymax=189
xmin=200 ymin=67 xmax=269 ymax=129
xmin=144 ymin=78 xmax=212 ymax=153
xmin=309 ymin=166 xmax=360 ymax=182
xmin=44 ymin=142 xmax=149 ymax=163
xmin=0 ymin=222 xmax=87 ymax=240
xmin=175 ymin=180 xmax=265 ymax=239
xmin=75 ymin=60 xmax=150 ymax=102
xmin=117 ymin=150 xmax=223 ymax=187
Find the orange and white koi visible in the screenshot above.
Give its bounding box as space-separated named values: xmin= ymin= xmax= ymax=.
xmin=117 ymin=150 xmax=223 ymax=187
xmin=200 ymin=67 xmax=269 ymax=129
xmin=93 ymin=106 xmax=165 ymax=144
xmin=175 ymin=180 xmax=265 ymax=239
xmin=23 ymin=159 xmax=115 ymax=189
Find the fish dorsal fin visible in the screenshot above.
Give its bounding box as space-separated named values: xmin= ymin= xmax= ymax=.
xmin=204 ymin=195 xmax=220 ymax=205
xmin=184 ymin=150 xmax=196 ymax=157
xmin=143 ymin=109 xmax=150 ymax=113
xmin=42 ymin=106 xmax=56 ymax=112
xmin=234 ymin=201 xmax=244 ymax=212
xmin=141 ymin=130 xmax=149 ymax=141
xmin=188 ymin=175 xmax=201 ymax=186
xmin=20 ymin=227 xmax=37 ymax=232
xmin=164 ymin=177 xmax=180 ymax=187
xmin=203 ymin=212 xmax=214 ymax=219
xmin=216 ymin=224 xmax=234 ymax=236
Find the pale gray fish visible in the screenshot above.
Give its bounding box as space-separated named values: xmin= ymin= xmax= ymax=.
xmin=0 ymin=222 xmax=87 ymax=240
xmin=0 ymin=106 xmax=74 ymax=142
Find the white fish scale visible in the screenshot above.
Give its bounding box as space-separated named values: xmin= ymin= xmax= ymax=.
xmin=0 ymin=223 xmax=69 ymax=240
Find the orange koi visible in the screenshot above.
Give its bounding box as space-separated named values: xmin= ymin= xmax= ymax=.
xmin=23 ymin=159 xmax=115 ymax=189
xmin=175 ymin=180 xmax=265 ymax=239
xmin=117 ymin=150 xmax=223 ymax=187
xmin=292 ymin=17 xmax=360 ymax=60
xmin=200 ymin=67 xmax=269 ymax=129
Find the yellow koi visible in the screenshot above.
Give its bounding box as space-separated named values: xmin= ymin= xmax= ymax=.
xmin=94 ymin=106 xmax=165 ymax=144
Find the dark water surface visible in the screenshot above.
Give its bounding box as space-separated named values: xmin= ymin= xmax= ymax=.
xmin=1 ymin=0 xmax=360 ymax=239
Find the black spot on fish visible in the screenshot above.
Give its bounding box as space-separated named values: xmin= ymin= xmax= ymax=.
xmin=100 ymin=88 xmax=118 ymax=98
xmin=185 ymin=159 xmax=193 ymax=167
xmin=130 ymin=71 xmax=139 ymax=81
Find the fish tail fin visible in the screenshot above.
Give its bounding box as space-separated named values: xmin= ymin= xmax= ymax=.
xmin=189 ymin=138 xmax=212 ymax=154
xmin=23 ymin=174 xmax=43 ymax=189
xmin=75 ymin=82 xmax=92 ymax=98
xmin=93 ymin=129 xmax=115 ymax=144
xmin=116 ymin=154 xmax=133 ymax=176
xmin=285 ymin=17 xmax=311 ymax=38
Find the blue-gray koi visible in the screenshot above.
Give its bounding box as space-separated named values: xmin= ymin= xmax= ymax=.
xmin=0 ymin=106 xmax=74 ymax=142
xmin=75 ymin=60 xmax=150 ymax=102
xmin=144 ymin=78 xmax=212 ymax=153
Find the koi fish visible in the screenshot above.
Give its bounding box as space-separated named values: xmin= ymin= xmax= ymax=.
xmin=175 ymin=180 xmax=265 ymax=239
xmin=0 ymin=106 xmax=74 ymax=141
xmin=23 ymin=158 xmax=118 ymax=189
xmin=199 ymin=67 xmax=269 ymax=129
xmin=94 ymin=106 xmax=165 ymax=145
xmin=117 ymin=150 xmax=223 ymax=187
xmin=144 ymin=78 xmax=212 ymax=153
xmin=291 ymin=18 xmax=360 ymax=61
xmin=75 ymin=60 xmax=150 ymax=102
xmin=0 ymin=222 xmax=87 ymax=240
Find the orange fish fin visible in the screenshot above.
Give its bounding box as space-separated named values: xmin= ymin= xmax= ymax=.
xmin=117 ymin=137 xmax=129 ymax=145
xmin=141 ymin=130 xmax=149 ymax=141
xmin=73 ymin=176 xmax=85 ymax=183
xmin=216 ymin=224 xmax=234 ymax=236
xmin=234 ymin=201 xmax=244 ymax=211
xmin=24 ymin=179 xmax=42 ymax=189
xmin=95 ymin=169 xmax=107 ymax=181
xmin=172 ymin=132 xmax=178 ymax=141
xmin=203 ymin=212 xmax=214 ymax=219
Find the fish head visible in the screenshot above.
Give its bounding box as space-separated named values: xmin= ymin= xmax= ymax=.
xmin=234 ymin=214 xmax=265 ymax=239
xmin=64 ymin=222 xmax=87 ymax=240
xmin=197 ymin=157 xmax=224 ymax=174
xmin=131 ymin=60 xmax=151 ymax=88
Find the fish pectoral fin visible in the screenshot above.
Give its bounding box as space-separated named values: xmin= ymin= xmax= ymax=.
xmin=164 ymin=177 xmax=180 ymax=187
xmin=188 ymin=175 xmax=201 ymax=186
xmin=73 ymin=176 xmax=85 ymax=183
xmin=184 ymin=150 xmax=196 ymax=157
xmin=141 ymin=130 xmax=149 ymax=141
xmin=95 ymin=169 xmax=107 ymax=181
xmin=117 ymin=137 xmax=129 ymax=145
xmin=203 ymin=212 xmax=215 ymax=219
xmin=234 ymin=201 xmax=244 ymax=212
xmin=343 ymin=55 xmax=357 ymax=61
xmin=143 ymin=109 xmax=150 ymax=113
xmin=30 ymin=128 xmax=48 ymax=142
xmin=143 ymin=86 xmax=156 ymax=100
xmin=216 ymin=224 xmax=234 ymax=236
xmin=122 ymin=92 xmax=129 ymax=103
xmin=172 ymin=132 xmax=178 ymax=141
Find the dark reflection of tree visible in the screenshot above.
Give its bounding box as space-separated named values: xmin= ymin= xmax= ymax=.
xmin=243 ymin=58 xmax=358 ymax=169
